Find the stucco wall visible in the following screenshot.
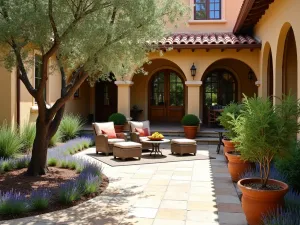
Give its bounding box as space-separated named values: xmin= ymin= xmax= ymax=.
xmin=167 ymin=0 xmax=244 ymax=33
xmin=255 ymin=0 xmax=300 ymax=101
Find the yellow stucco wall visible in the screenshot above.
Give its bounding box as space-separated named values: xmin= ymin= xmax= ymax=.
xmin=255 ymin=0 xmax=300 ymax=102
xmin=168 ymin=0 xmax=244 ymax=33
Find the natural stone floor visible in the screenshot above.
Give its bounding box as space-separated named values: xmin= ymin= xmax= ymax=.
xmin=1 ymin=145 xmax=247 ymax=225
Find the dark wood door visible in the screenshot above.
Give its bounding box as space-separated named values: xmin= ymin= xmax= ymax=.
xmin=149 ymin=70 xmax=185 ymax=122
xmin=95 ymin=81 xmax=117 ymax=122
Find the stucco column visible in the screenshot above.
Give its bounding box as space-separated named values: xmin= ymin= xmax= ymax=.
xmin=185 ymin=81 xmax=202 ymax=117
xmin=115 ymin=81 xmax=133 ymax=119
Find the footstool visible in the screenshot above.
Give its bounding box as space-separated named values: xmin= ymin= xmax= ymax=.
xmin=113 ymin=142 xmax=142 ymax=160
xmin=171 ymin=139 xmax=197 ymax=156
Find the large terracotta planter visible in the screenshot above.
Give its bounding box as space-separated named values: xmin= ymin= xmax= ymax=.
xmin=114 ymin=125 xmax=124 ymax=133
xmin=225 ymin=151 xmax=254 ymax=182
xmin=222 ymin=139 xmax=235 ymax=161
xmin=238 ymin=178 xmax=289 ymax=225
xmin=183 ymin=126 xmax=198 ymax=139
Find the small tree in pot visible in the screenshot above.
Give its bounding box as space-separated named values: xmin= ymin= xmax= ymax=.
xmin=108 ymin=113 xmax=127 ymax=133
xmin=218 ymin=103 xmax=253 ymax=181
xmin=232 ymin=95 xmax=300 ymax=225
xmin=181 ymin=114 xmax=200 ymax=139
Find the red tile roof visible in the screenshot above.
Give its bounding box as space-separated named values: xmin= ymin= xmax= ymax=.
xmin=158 ymin=33 xmax=258 ymax=45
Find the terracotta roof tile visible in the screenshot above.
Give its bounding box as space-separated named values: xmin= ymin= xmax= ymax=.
xmin=155 ymin=32 xmax=259 ymax=46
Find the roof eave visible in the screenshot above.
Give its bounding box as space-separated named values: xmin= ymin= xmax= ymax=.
xmin=233 ymin=0 xmax=256 ymax=34
xmin=159 ymin=43 xmax=262 ymax=50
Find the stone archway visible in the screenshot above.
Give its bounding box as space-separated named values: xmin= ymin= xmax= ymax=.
xmin=282 ymin=27 xmax=298 ymax=97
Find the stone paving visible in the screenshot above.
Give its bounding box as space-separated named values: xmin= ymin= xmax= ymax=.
xmin=1 ymin=145 xmax=247 ymax=225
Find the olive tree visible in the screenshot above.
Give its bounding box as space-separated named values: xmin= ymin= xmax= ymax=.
xmin=0 ymin=0 xmax=186 ymax=175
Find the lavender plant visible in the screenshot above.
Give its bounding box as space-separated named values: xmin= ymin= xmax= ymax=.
xmin=58 ymin=180 xmax=82 ymax=205
xmin=29 ymin=189 xmax=50 ymax=210
xmin=0 ymin=191 xmax=28 ymax=215
xmin=262 ymin=207 xmax=300 ymax=225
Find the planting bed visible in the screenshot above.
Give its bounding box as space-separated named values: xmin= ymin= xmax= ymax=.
xmin=0 ymin=137 xmax=109 ymax=221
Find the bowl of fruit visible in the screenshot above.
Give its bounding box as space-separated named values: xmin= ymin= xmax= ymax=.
xmin=148 ymin=132 xmax=164 ymax=141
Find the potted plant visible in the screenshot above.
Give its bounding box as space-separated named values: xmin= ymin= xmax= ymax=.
xmin=108 ymin=113 xmax=127 ymax=133
xmin=181 ymin=114 xmax=200 ymax=139
xmin=232 ymin=95 xmax=300 ymax=225
xmin=218 ymin=103 xmax=253 ymax=181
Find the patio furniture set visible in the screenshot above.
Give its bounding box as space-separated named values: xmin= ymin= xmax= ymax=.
xmin=92 ymin=121 xmax=197 ymax=161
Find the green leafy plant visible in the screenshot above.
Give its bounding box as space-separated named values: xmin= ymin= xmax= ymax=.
xmin=232 ymin=95 xmax=300 ymax=188
xmin=49 ymin=130 xmax=62 ymax=147
xmin=181 ymin=114 xmax=200 ymax=126
xmin=275 ymin=141 xmax=300 ymax=192
xmin=19 ymin=122 xmax=36 ymax=153
xmin=59 ymin=114 xmax=85 ymax=142
xmin=0 ymin=123 xmax=23 ymax=159
xmin=218 ymin=103 xmax=242 ymax=140
xmin=108 ymin=113 xmax=127 ymax=125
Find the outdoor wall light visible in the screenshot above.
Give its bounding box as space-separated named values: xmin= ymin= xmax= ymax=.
xmin=190 ymin=63 xmax=197 ymax=80
xmin=248 ymin=69 xmax=254 ymax=81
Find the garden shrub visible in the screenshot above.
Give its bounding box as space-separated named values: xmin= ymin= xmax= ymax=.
xmin=0 ymin=191 xmax=28 ymax=215
xmin=275 ymin=141 xmax=300 ymax=192
xmin=59 ymin=114 xmax=85 ymax=142
xmin=0 ymin=123 xmax=23 ymax=158
xmin=58 ymin=180 xmax=81 ymax=205
xmin=49 ymin=130 xmax=62 ymax=147
xmin=19 ymin=122 xmax=35 ymax=153
xmin=108 ymin=113 xmax=127 ymax=125
xmin=262 ymin=207 xmax=300 ymax=225
xmin=181 ymin=114 xmax=200 ymax=126
xmin=29 ymin=189 xmax=50 ymax=211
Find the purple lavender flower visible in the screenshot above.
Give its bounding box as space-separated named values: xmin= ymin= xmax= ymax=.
xmin=0 ymin=190 xmax=29 ymax=215
xmin=262 ymin=207 xmax=300 ymax=225
xmin=58 ymin=180 xmax=81 ymax=205
xmin=29 ymin=189 xmax=50 ymax=210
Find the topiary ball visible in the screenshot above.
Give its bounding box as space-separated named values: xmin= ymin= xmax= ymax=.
xmin=108 ymin=113 xmax=127 ymax=125
xmin=181 ymin=114 xmax=200 ymax=126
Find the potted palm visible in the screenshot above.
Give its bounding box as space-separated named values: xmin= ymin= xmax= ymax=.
xmin=181 ymin=114 xmax=200 ymax=139
xmin=108 ymin=113 xmax=127 ymax=133
xmin=218 ymin=103 xmax=253 ymax=182
xmin=232 ymin=95 xmax=300 ymax=225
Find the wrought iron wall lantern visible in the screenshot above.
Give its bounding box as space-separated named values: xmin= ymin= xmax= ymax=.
xmin=190 ymin=63 xmax=197 ymax=80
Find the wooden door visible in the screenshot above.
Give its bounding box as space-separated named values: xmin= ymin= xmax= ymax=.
xmin=149 ymin=70 xmax=185 ymax=122
xmin=95 ymin=81 xmax=117 ymax=122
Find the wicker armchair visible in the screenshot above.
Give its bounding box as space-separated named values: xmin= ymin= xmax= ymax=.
xmin=92 ymin=122 xmax=127 ymax=155
xmin=128 ymin=120 xmax=152 ymax=150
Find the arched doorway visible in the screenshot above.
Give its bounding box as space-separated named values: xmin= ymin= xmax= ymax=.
xmin=202 ymin=69 xmax=237 ymax=125
xmin=149 ymin=70 xmax=185 ymax=122
xmin=282 ymin=27 xmax=298 ymax=96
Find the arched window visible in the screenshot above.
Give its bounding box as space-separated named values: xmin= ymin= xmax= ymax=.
xmin=204 ymin=69 xmax=236 ymax=106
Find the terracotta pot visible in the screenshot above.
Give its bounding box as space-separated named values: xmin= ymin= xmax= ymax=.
xmin=114 ymin=125 xmax=124 ymax=133
xmin=222 ymin=139 xmax=235 ymax=161
xmin=225 ymin=151 xmax=254 ymax=182
xmin=183 ymin=126 xmax=198 ymax=139
xmin=238 ymin=178 xmax=289 ymax=225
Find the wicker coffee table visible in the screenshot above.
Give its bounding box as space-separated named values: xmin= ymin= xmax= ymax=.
xmin=141 ymin=139 xmax=170 ymax=156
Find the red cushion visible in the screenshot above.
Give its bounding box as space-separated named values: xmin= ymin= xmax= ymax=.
xmin=101 ymin=129 xmax=117 ymax=139
xmin=135 ymin=128 xmax=149 ymax=137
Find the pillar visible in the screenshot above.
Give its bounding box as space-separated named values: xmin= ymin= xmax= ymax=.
xmin=115 ymin=81 xmax=133 ymax=119
xmin=185 ymin=81 xmax=202 ymax=116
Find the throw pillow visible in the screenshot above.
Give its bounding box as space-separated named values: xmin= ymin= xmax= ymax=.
xmin=102 ymin=129 xmax=117 ymax=139
xmin=135 ymin=128 xmax=149 ymax=137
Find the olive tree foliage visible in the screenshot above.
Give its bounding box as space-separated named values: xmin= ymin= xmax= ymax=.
xmin=0 ymin=0 xmax=187 ymax=175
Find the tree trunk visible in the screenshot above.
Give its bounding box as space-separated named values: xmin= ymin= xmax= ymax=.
xmin=27 ymin=116 xmax=50 ymax=176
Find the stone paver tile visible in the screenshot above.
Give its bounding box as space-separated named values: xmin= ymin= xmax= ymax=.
xmin=137 ymin=169 xmax=156 ymax=174
xmin=212 ymin=173 xmax=231 ymax=178
xmin=122 ymin=178 xmax=149 ymax=185
xmin=217 ymin=203 xmax=243 ymax=213
xmin=216 ymin=195 xmax=240 ymax=204
xmin=187 ymin=211 xmax=219 ymax=223
xmin=127 ymin=207 xmax=158 ymax=219
xmin=187 ymin=201 xmax=218 ymax=211
xmin=119 ymin=217 xmax=154 ymax=225
xmin=140 ymin=191 xmax=165 ymax=198
xmin=172 ymin=175 xmax=192 ymax=181
xmin=190 ymin=187 xmax=214 ymax=195
xmin=148 ymin=179 xmax=170 ymax=186
xmin=152 ymin=174 xmax=172 ymax=180
xmin=185 ymin=221 xmax=219 ymax=225
xmin=188 ymin=194 xmax=216 ymax=202
xmin=155 ymin=170 xmax=173 ymax=175
xmin=164 ymin=192 xmax=189 ymax=201
xmin=156 ymin=209 xmax=187 ymax=220
xmin=160 ymin=200 xmax=187 ymax=209
xmin=218 ymin=212 xmax=247 ymax=225
xmin=191 ymin=181 xmax=214 ymax=188
xmin=169 ymin=180 xmax=190 ymax=187
xmin=173 ymin=171 xmax=193 ymax=176
xmin=153 ymin=219 xmax=185 ymax=225
xmin=214 ymin=187 xmax=237 ymax=195
xmin=134 ymin=198 xmax=162 ymax=208
xmin=144 ymin=185 xmax=168 ymax=192
xmin=132 ymin=174 xmax=153 ymax=179
xmin=167 ymin=186 xmax=190 ymax=192
xmin=175 ymin=168 xmax=193 ymax=172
